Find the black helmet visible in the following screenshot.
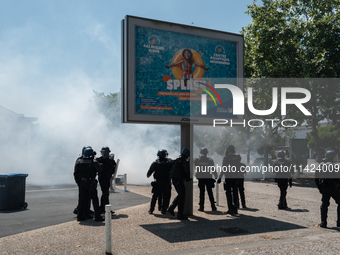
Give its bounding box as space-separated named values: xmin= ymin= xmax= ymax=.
xmin=226 ymin=145 xmax=235 ymax=154
xmin=325 ymin=150 xmax=337 ymax=161
xmin=181 ymin=149 xmax=190 ymax=159
xmin=157 ymin=149 xmax=168 ymax=158
xmin=82 ymin=146 xmax=92 ymax=156
xmin=100 ymin=147 xmax=111 ymax=158
xmin=83 ymin=147 xmax=94 ymax=158
xmin=200 ymin=148 xmax=208 ymax=156
xmin=277 ymin=150 xmax=285 ymax=159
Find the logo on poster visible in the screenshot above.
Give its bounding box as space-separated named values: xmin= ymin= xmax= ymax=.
xmin=210 ymin=45 xmax=230 ymax=65
xmin=143 ymin=35 xmax=164 ymax=53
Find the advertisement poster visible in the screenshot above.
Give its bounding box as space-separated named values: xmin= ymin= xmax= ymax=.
xmin=134 ymin=25 xmax=240 ymax=121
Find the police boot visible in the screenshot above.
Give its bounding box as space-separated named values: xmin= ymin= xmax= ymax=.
xmin=321 ymin=207 xmax=328 ymax=228
xmin=337 ymin=221 xmax=340 ymax=228
xmin=278 ymin=205 xmax=286 ymax=210
xmin=85 ymin=213 xmax=93 ymax=219
xmin=77 ymin=216 xmax=86 ymax=221
xmin=278 ymin=201 xmax=286 ymax=210
xmin=283 ymin=198 xmax=288 ymax=209
xmin=320 ymin=222 xmax=327 ymax=228
xmin=167 ymin=207 xmax=175 ymax=216
xmin=211 ymin=205 xmax=217 ymax=211
xmin=94 ymin=214 xmax=104 ymax=222
xmin=148 ymin=208 xmax=154 ymax=214
xmin=198 ymin=206 xmax=204 ymax=212
xmin=177 ymin=214 xmax=188 ymax=220
xmin=241 ymin=198 xmax=246 ymax=208
xmin=226 ymin=207 xmax=237 ymax=215
xmin=73 ymin=207 xmax=78 ymax=215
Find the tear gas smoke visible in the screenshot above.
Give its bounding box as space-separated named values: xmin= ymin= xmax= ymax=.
xmin=1 ymin=73 xmax=266 ymax=186
xmin=0 ymin=69 xmax=182 ymax=185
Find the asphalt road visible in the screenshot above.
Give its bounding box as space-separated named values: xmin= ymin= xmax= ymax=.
xmin=0 ymin=184 xmax=150 ymax=238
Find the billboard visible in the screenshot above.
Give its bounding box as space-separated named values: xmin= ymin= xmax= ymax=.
xmin=122 ymin=15 xmax=244 ymax=125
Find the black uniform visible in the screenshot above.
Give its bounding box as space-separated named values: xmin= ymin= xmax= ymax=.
xmin=74 ymin=156 xmax=102 ymax=221
xmin=97 ymin=156 xmax=116 ymax=213
xmin=218 ymin=154 xmax=241 ymax=215
xmin=168 ymin=156 xmax=190 ymax=219
xmin=194 ymin=155 xmax=217 ymax=211
xmin=273 ymin=158 xmax=293 ymax=209
xmin=315 ymin=161 xmax=340 ymax=228
xmin=236 ymin=163 xmax=247 ymax=209
xmin=147 ymin=157 xmax=173 ymax=214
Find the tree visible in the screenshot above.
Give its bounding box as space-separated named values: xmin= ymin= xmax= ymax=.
xmin=307 ymin=122 xmax=340 ymax=156
xmin=89 ymin=90 xmax=121 ymax=127
xmin=195 ymin=126 xmax=252 ymax=156
xmin=242 ymin=0 xmax=340 ymax=163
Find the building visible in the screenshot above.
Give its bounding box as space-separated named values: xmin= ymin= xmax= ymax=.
xmin=0 ymin=105 xmax=38 ymax=172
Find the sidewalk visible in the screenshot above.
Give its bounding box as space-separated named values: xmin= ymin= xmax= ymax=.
xmin=1 ymin=181 xmax=340 ymax=254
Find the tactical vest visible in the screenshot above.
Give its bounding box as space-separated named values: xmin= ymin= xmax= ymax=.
xmin=76 ymin=158 xmax=98 ymax=179
xmin=170 ymin=157 xmax=189 ymax=179
xmin=153 ymin=159 xmax=172 ymax=180
xmin=274 ymin=158 xmax=292 ymax=179
xmin=194 ymin=156 xmax=214 ymax=179
xmin=222 ymin=154 xmax=242 ymax=179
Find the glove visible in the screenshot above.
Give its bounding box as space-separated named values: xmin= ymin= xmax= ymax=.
xmin=217 ymin=178 xmax=221 ymax=184
xmin=289 ymin=182 xmax=292 ymax=188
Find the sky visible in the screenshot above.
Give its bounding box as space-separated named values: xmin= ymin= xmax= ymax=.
xmin=0 ymin=0 xmax=257 ymax=184
xmin=0 ymin=0 xmax=255 ymax=118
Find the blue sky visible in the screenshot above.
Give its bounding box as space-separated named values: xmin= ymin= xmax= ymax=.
xmin=0 ymin=0 xmax=255 ymax=118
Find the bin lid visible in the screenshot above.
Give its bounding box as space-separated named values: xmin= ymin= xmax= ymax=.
xmin=0 ymin=173 xmax=28 ymax=178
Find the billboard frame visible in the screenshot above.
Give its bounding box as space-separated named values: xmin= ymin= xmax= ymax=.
xmin=122 ymin=15 xmax=244 ymax=125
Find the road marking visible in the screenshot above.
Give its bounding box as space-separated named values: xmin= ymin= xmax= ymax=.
xmin=26 ymin=188 xmax=78 ymax=193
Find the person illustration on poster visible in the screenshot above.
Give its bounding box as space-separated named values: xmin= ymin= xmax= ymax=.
xmin=166 ymin=49 xmax=209 ymax=85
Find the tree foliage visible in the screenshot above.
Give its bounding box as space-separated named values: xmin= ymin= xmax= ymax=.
xmin=242 ymin=0 xmax=340 ymax=162
xmin=90 ymin=90 xmax=121 ymax=127
xmin=306 ymin=123 xmax=340 ymax=155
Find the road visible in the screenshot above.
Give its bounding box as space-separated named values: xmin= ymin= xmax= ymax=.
xmin=0 ymin=184 xmax=150 ymax=238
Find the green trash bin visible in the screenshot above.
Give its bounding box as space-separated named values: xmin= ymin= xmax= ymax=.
xmin=0 ymin=173 xmax=28 ymax=211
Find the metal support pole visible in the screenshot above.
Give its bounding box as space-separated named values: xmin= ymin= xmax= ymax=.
xmin=215 ymin=180 xmax=219 ymax=206
xmin=105 ymin=204 xmax=112 ymax=255
xmin=124 ymin=173 xmax=127 ymax=192
xmin=182 ymin=124 xmax=193 ymax=216
xmin=247 ymin=149 xmax=250 ymax=165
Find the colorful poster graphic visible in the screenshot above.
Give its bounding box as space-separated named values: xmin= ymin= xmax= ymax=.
xmin=135 ymin=26 xmax=239 ymax=119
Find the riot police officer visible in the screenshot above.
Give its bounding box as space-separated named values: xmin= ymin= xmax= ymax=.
xmin=315 ymin=150 xmax=340 ymax=228
xmin=167 ymin=149 xmax=191 ymax=220
xmin=194 ymin=148 xmax=217 ymax=212
xmin=97 ymin=146 xmax=116 ymax=213
xmin=73 ymin=146 xmax=94 ymax=217
xmin=273 ymin=150 xmax=293 ymax=210
xmin=74 ymin=147 xmax=104 ymax=221
xmin=147 ymin=149 xmax=173 ymax=214
xmin=217 ymin=145 xmax=240 ymax=215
